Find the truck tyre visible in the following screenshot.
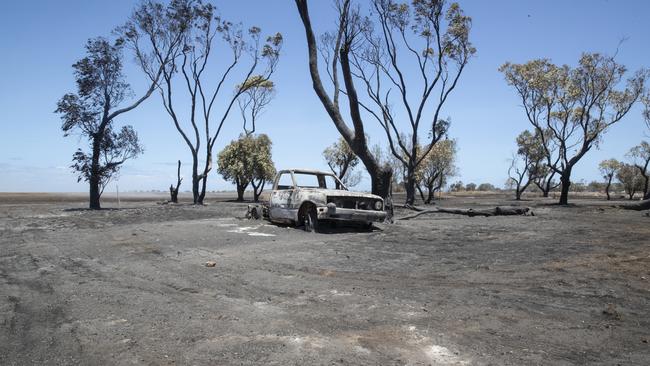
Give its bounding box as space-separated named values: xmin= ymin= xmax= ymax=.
xmin=301 ymin=205 xmax=319 ymax=233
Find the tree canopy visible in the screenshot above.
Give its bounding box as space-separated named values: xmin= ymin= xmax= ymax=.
xmin=217 ymin=134 xmax=276 ymax=201
xmin=414 ymin=139 xmax=457 ymax=203
xmin=323 ymin=137 xmax=362 ymax=187
xmin=55 ymin=37 xmax=151 ymax=209
xmin=500 ymin=53 xmax=647 ymax=204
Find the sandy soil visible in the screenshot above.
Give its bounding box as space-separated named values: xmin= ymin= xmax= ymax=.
xmin=1 ymin=192 xmax=649 ymax=365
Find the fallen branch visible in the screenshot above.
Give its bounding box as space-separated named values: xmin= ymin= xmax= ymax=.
xmin=620 ymin=199 xmax=650 ymax=211
xmin=397 ymin=206 xmax=532 ymax=220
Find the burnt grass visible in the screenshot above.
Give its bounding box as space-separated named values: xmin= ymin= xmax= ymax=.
xmin=0 ymin=192 xmax=648 ymax=365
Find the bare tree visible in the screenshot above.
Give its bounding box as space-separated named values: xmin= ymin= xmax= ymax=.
xmin=238 ymin=76 xmax=276 ymax=136
xmin=295 ymin=0 xmax=392 ymax=198
xmin=642 ymin=91 xmax=650 ymax=135
xmin=123 ymin=0 xmax=282 ymax=204
xmin=507 ymin=154 xmax=532 ymax=201
xmin=356 ymin=0 xmax=473 ymax=206
xmin=501 ymin=54 xmax=647 ymax=205
xmin=169 ymin=160 xmax=183 ymax=203
xmin=315 ymin=0 xmax=475 ymax=206
xmin=56 ymin=37 xmax=160 ymax=209
xmin=627 ymin=141 xmax=650 ymax=199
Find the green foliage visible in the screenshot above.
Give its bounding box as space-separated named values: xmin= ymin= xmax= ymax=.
xmin=617 ymin=164 xmax=644 ymax=199
xmin=587 ymin=181 xmax=605 ymax=192
xmin=217 ymin=134 xmax=276 ymax=187
xmin=449 ymin=180 xmax=464 ymax=192
xmin=627 ymin=141 xmax=650 ymax=167
xmin=237 ymin=75 xmax=276 ymax=136
xmin=598 ymin=158 xmax=622 ymax=181
xmin=323 ymin=137 xmax=361 ymax=187
xmin=70 ymin=126 xmax=143 ymax=188
xmin=500 ymin=53 xmax=647 ymax=204
xmin=477 ymin=183 xmax=496 ymax=192
xmin=57 ymin=38 xmax=129 ymax=137
xmin=55 ymin=37 xmax=143 ymax=198
xmin=415 ymin=139 xmax=457 ymax=187
xmin=642 ymin=92 xmax=650 ymax=131
xmin=500 ymin=54 xmax=646 ymax=150
xmin=239 ymin=75 xmax=275 ymax=91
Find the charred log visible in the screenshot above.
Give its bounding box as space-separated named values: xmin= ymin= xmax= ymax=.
xmin=620 ymin=199 xmax=650 ymax=211
xmin=397 ymin=206 xmax=532 ymax=220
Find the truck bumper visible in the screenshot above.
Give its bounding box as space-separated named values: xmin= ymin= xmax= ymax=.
xmin=316 ymin=206 xmax=387 ymax=223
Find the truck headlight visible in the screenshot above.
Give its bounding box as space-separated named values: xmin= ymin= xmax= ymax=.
xmin=326 ymin=202 xmax=336 ymax=214
xmin=374 ymin=200 xmax=383 ymax=210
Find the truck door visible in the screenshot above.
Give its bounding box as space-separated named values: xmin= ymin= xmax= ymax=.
xmin=269 ymin=172 xmax=296 ymax=221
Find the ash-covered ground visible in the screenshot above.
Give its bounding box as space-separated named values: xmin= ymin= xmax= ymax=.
xmin=1 ymin=192 xmax=648 ymax=365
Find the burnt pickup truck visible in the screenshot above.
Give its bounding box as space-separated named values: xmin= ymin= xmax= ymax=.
xmin=248 ymin=169 xmax=387 ymax=231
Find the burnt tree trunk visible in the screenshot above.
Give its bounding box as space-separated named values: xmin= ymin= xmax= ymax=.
xmin=605 ymin=176 xmax=613 ymax=201
xmin=295 ymin=0 xmax=392 ymax=200
xmin=416 ymin=184 xmax=426 ymax=204
xmin=404 ymin=167 xmax=417 ymax=206
xmin=426 ymin=186 xmax=435 ymax=204
xmin=235 ymin=177 xmax=247 ymax=202
xmin=369 ymin=167 xmax=392 ymax=200
xmin=251 ymin=178 xmax=265 ymax=202
xmin=559 ymin=170 xmax=572 ymax=205
xmin=190 ymin=151 xmax=201 ymax=204
xmin=542 ymin=179 xmax=551 ymax=198
xmin=198 ymin=176 xmax=208 ymax=204
xmin=169 ymin=160 xmax=182 ymax=203
xmin=89 ymin=133 xmax=103 ymax=210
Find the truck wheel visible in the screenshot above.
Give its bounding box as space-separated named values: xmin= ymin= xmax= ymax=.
xmin=302 ymin=206 xmax=319 ymax=233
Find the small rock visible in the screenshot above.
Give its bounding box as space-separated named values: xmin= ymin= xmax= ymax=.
xmin=205 ymin=261 xmax=216 ymax=267
xmin=603 ymin=303 xmax=621 ymax=320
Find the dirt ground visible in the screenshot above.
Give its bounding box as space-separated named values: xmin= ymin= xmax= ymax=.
xmin=1 ymin=192 xmax=649 ymax=365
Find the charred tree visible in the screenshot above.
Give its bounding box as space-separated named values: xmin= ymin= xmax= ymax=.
xmin=125 ymin=0 xmax=281 ymax=204
xmin=169 ymin=160 xmax=183 ymax=203
xmin=295 ymin=0 xmax=392 ymax=198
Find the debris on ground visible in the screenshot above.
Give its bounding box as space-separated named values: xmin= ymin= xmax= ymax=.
xmin=603 ymin=303 xmax=622 ymax=320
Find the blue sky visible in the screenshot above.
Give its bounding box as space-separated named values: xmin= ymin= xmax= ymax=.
xmin=0 ymin=0 xmax=648 ymax=192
